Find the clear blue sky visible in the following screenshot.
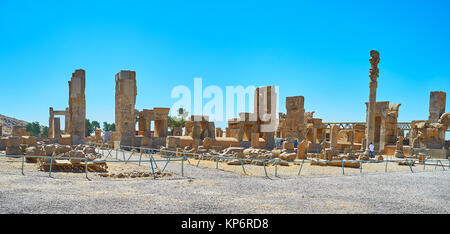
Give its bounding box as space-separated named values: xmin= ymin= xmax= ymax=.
xmin=0 ymin=0 xmax=449 ymax=136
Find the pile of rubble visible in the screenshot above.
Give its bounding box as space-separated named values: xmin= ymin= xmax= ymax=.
xmin=158 ymin=144 xmax=399 ymax=169
xmin=98 ymin=170 xmax=171 ymax=179
xmin=22 ymin=143 xmax=107 ymax=172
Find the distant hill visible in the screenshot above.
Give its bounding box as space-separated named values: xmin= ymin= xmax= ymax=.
xmin=0 ymin=114 xmax=29 ymax=136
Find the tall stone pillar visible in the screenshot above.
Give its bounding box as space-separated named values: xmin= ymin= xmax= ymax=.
xmin=49 ymin=107 xmax=54 ymax=139
xmin=69 ymin=69 xmax=86 ymax=145
xmin=65 ymin=107 xmax=70 ymax=134
xmin=365 ymin=50 xmax=380 ymax=152
xmin=255 ymin=86 xmax=277 ymax=150
xmin=312 ymin=128 xmax=318 ymax=146
xmin=379 ymin=119 xmax=386 ymax=153
xmin=115 ymin=70 xmax=137 ymax=147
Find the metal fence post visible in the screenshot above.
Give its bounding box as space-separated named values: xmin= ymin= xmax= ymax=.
xmin=150 ymin=157 xmax=156 ymax=180
xmin=240 ymin=159 xmax=246 ymax=175
xmin=162 ymin=157 xmax=171 ymax=173
xmin=21 ymin=156 xmax=25 ymax=175
xmin=275 ymin=160 xmax=279 ymax=177
xmin=196 ymin=155 xmax=202 ymax=168
xmin=181 ymin=156 xmax=185 ymax=177
xmin=341 ymin=160 xmax=345 ymax=175
xmin=49 ymin=154 xmax=54 ymax=177
xmin=360 ymin=160 xmax=362 ymax=174
xmin=297 ymin=159 xmax=305 ymax=176
xmin=439 ymin=160 xmax=445 ymax=171
xmin=408 ymin=159 xmax=414 ymax=173
xmin=85 ymin=159 xmax=89 ymax=180
xmin=263 ymin=160 xmax=269 ymax=178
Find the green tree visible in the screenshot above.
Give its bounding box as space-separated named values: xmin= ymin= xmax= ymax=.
xmin=25 ymin=121 xmax=41 ymax=136
xmin=102 ymin=122 xmax=116 ymax=131
xmin=92 ymin=121 xmax=100 ymax=130
xmin=42 ymin=126 xmax=49 ymax=138
xmin=85 ymin=119 xmax=94 ymax=136
xmin=168 ymin=107 xmax=188 ymax=134
xmin=103 ymin=122 xmax=109 ymax=131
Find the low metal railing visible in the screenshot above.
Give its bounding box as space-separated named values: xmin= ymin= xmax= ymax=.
xmin=93 ymin=142 xmax=449 ymax=179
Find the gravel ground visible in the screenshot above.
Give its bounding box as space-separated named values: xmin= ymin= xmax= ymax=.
xmin=0 ymin=152 xmax=449 ymax=214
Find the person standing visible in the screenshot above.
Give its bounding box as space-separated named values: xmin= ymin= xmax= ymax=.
xmin=368 ymin=142 xmax=375 ymax=159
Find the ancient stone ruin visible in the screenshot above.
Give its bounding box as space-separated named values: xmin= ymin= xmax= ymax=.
xmin=115 ymin=70 xmax=137 ymax=147
xmin=48 ymin=69 xmax=86 ymax=145
xmin=1 ymin=50 xmax=448 ymax=175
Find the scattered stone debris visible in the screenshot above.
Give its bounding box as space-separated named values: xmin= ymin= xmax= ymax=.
xmin=398 ymin=161 xmax=415 ymax=166
xmin=98 ymin=170 xmax=171 ymax=179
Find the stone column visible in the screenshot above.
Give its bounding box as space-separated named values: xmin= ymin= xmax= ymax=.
xmin=216 ymin=128 xmax=223 ymax=137
xmin=153 ymin=108 xmax=170 ymax=138
xmin=264 ymin=132 xmax=275 ymax=150
xmin=349 ymin=130 xmax=354 ymax=152
xmin=428 ymin=91 xmax=446 ymax=123
xmin=49 ymin=107 xmax=54 ymax=139
xmin=251 ymin=132 xmax=260 ymax=148
xmin=285 ymin=96 xmax=306 ymax=142
xmin=154 ymin=120 xmax=168 ymax=138
xmin=312 ymin=128 xmax=317 ymax=146
xmin=69 ymin=69 xmax=86 ymax=145
xmin=65 ymin=107 xmax=70 ymax=134
xmin=115 ymin=70 xmax=137 ymax=147
xmin=207 ymin=122 xmax=216 ymax=140
xmin=365 ymin=50 xmax=380 ymax=152
xmin=379 ymin=119 xmax=386 ymax=154
xmin=53 ymin=117 xmax=61 ymax=140
xmin=330 ymin=124 xmax=339 ymax=150
xmin=255 ymin=86 xmax=277 ymax=150
xmin=192 ymin=124 xmax=201 ymax=140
